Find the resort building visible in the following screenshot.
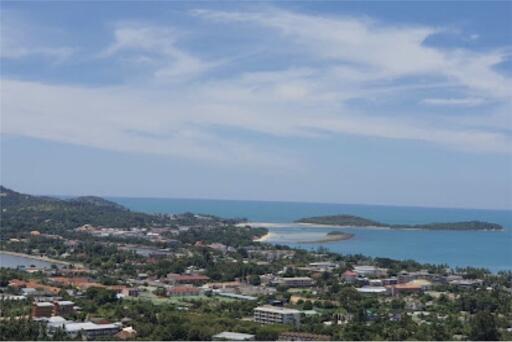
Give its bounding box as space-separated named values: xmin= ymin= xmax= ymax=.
xmin=253 ymin=305 xmax=301 ymax=326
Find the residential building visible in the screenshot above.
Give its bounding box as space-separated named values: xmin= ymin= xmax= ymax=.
xmin=253 ymin=305 xmax=301 ymax=326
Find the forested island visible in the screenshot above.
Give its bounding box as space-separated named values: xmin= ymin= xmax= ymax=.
xmin=296 ymin=214 xmax=504 ymax=231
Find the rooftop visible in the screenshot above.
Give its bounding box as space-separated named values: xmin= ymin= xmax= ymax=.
xmin=212 ymin=331 xmax=255 ymax=341
xmin=254 ymin=305 xmax=301 ymax=315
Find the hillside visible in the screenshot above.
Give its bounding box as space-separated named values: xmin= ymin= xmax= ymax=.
xmin=296 ymin=214 xmax=503 ymax=231
xmin=0 ymin=186 xmax=172 ymax=233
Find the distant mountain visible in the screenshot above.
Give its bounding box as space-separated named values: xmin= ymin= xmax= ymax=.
xmin=0 ymin=186 xmax=172 ymax=233
xmin=296 ymin=214 xmax=503 ymax=231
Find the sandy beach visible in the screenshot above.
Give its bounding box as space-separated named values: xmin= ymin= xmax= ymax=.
xmin=253 ymin=232 xmax=274 ymax=242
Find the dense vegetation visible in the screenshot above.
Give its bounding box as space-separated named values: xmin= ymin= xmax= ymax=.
xmin=297 ymin=214 xmax=503 ymax=231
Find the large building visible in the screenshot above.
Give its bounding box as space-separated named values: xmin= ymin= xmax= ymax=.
xmin=32 ymin=302 xmax=54 ymax=318
xmin=64 ymin=322 xmax=121 ymax=339
xmin=253 ymin=306 xmax=301 ymax=326
xmin=167 ymin=273 xmax=210 ymax=285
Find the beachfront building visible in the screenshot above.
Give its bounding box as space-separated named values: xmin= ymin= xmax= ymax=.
xmin=253 ymin=305 xmax=301 ymax=326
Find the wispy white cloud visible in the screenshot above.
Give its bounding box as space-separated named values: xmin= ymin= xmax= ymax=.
xmin=1 ymin=7 xmax=511 ymax=170
xmin=420 ymin=97 xmax=486 ymax=107
xmin=100 ymin=23 xmax=216 ymax=80
xmin=0 ymin=11 xmax=74 ymax=61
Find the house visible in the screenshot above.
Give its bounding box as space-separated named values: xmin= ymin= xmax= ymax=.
xmin=167 ymin=286 xmax=202 ymax=297
xmin=212 ymin=332 xmax=256 ymax=341
xmin=341 ymin=270 xmax=358 ymax=283
xmin=278 ymin=332 xmax=331 ymax=341
xmin=254 ymin=305 xmax=301 ymax=326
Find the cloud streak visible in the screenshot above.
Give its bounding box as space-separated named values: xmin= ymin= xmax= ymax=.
xmin=1 ymin=8 xmax=511 ymax=171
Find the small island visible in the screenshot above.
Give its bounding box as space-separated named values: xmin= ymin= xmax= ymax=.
xmin=301 ymin=231 xmax=354 ymax=243
xmin=296 ymin=214 xmax=504 ymax=231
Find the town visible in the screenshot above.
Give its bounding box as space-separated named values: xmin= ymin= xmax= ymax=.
xmin=1 ymin=187 xmax=511 ymax=340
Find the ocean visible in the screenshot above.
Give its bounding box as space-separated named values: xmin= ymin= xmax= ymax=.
xmin=110 ymin=197 xmax=512 ymax=272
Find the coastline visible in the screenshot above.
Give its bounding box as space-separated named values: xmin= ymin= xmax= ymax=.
xmin=0 ymin=250 xmax=71 ymax=266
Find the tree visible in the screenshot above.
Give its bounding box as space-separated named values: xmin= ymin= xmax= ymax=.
xmin=469 ymin=311 xmax=499 ymax=341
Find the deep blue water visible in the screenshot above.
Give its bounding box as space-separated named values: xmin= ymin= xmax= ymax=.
xmin=110 ymin=197 xmax=512 ymax=272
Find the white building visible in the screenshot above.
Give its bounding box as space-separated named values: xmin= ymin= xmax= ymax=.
xmin=64 ymin=322 xmax=121 ymax=339
xmin=254 ymin=306 xmax=301 ymax=326
xmin=212 ymin=332 xmax=256 ymax=341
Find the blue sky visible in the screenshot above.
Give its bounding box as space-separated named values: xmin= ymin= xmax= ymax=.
xmin=1 ymin=1 xmax=511 ymax=210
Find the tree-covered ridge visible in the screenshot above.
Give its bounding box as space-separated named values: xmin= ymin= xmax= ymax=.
xmin=0 ymin=186 xmax=173 ymax=233
xmin=296 ymin=214 xmax=503 ymax=231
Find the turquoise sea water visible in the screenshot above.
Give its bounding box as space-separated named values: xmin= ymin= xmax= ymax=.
xmin=111 ymin=197 xmax=512 ymax=272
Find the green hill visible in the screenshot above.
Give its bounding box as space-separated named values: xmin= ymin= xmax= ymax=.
xmin=0 ymin=186 xmax=171 ymax=234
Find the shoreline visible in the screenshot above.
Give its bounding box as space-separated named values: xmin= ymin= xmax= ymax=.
xmin=0 ymin=250 xmax=71 ymax=266
xmin=253 ymin=232 xmax=273 ymax=242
